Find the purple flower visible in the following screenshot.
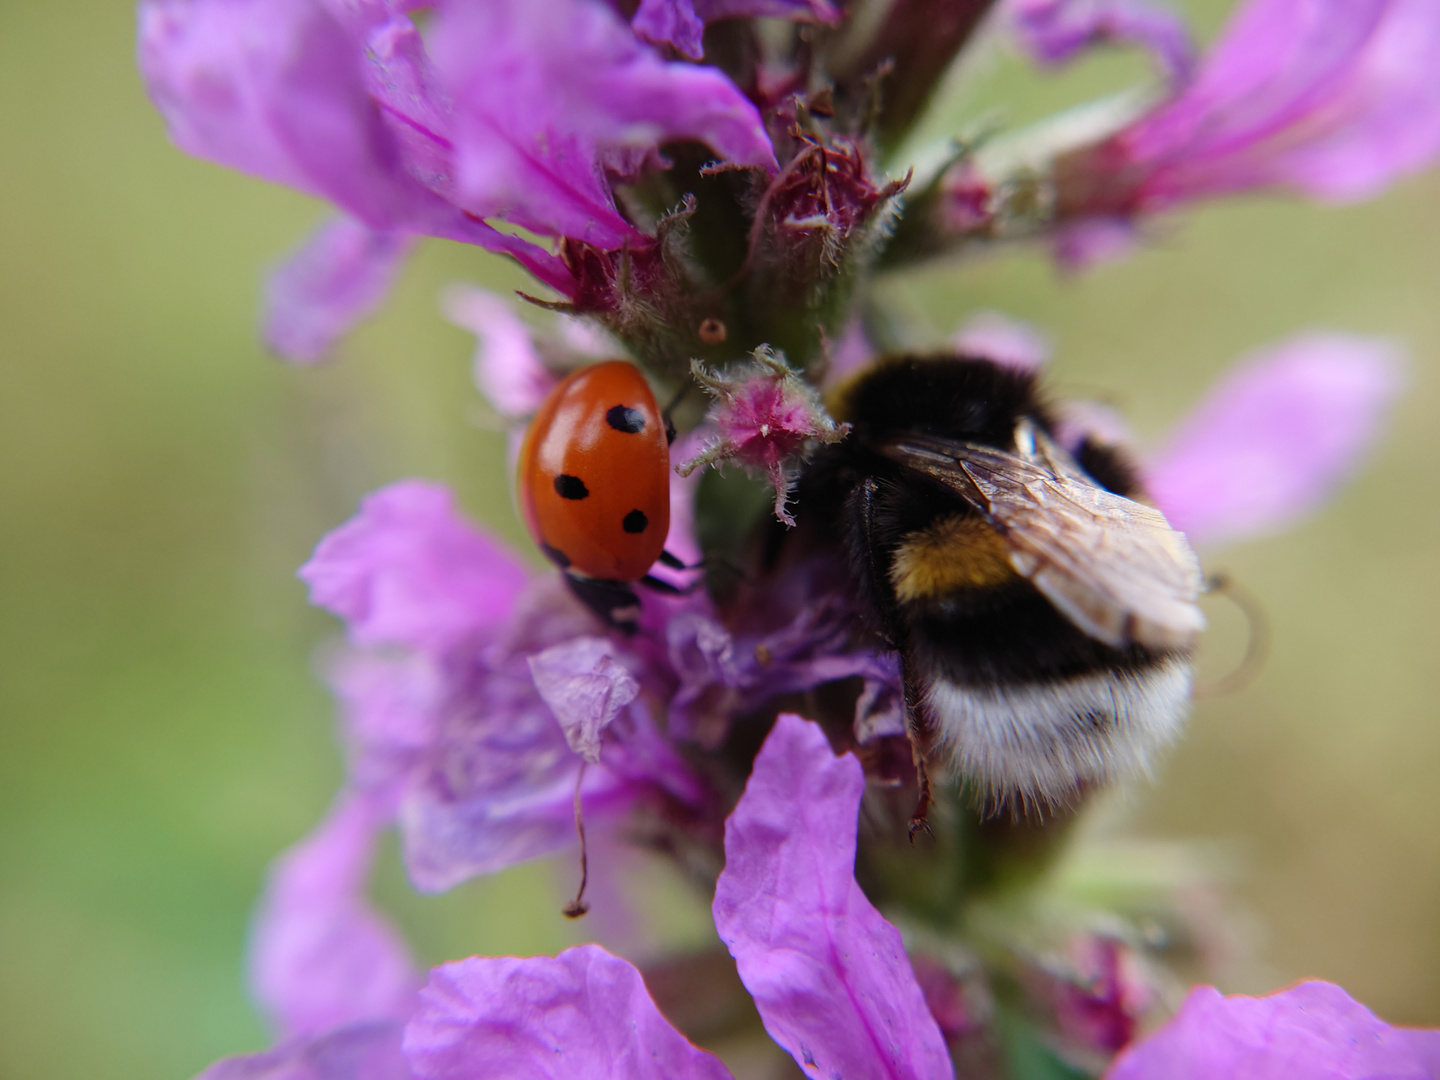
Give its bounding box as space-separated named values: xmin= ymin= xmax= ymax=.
xmin=441 ymin=286 xmax=574 ymax=422
xmin=1056 ymin=0 xmax=1440 ymax=233
xmin=138 ymin=0 xmax=778 ymax=359
xmin=1105 ymin=980 xmax=1440 ymax=1079
xmin=279 ymin=480 xmax=705 ymax=906
xmin=300 ymin=482 xmax=526 ymax=655
xmin=263 ymin=219 xmax=412 ymax=365
xmin=208 ymin=715 xmax=958 ymax=1079
xmin=254 ymin=458 xmax=902 ymax=1014
xmin=429 ymin=0 xmax=776 ymax=247
xmin=1146 ymin=333 xmax=1404 ymax=546
xmin=250 ymin=795 xmax=418 ymax=1039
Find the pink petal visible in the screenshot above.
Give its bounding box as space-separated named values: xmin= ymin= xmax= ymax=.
xmin=1105 ymin=981 xmax=1440 ymax=1079
xmin=824 ymin=317 xmax=876 ymax=387
xmin=137 ymin=0 xmax=577 ymax=295
xmin=1051 ymin=216 xmax=1140 ymax=271
xmin=1121 ymin=0 xmax=1440 ymax=206
xmin=250 ymin=797 xmax=419 ymax=1039
xmin=528 ymin=637 xmax=641 ymax=763
xmin=712 ymin=714 xmax=954 ymax=1080
xmin=1007 ymin=0 xmax=1196 ymax=85
xmin=195 ymin=1022 xmax=410 ymax=1080
xmin=327 ymin=651 xmax=443 ymax=801
xmin=429 ymin=0 xmax=776 ymax=248
xmin=1146 ymin=334 xmax=1403 ymax=546
xmin=138 ymin=0 xmax=437 ymax=228
xmin=300 ymin=482 xmax=528 ymax=655
xmin=440 ymin=286 xmax=557 ymax=418
xmin=951 ymin=310 xmax=1051 ymax=373
xmin=403 ymin=944 xmax=734 ymax=1080
xmin=263 ymin=216 xmax=413 ymax=364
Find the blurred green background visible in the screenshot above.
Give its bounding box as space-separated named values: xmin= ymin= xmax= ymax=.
xmin=3 ymin=2 xmax=1438 ymax=1077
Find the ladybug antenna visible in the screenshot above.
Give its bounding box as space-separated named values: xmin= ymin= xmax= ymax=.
xmin=561 ymin=763 xmax=591 ymax=919
xmin=1195 ymin=572 xmax=1269 ymax=698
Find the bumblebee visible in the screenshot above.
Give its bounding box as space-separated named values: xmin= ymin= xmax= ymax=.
xmin=769 ymin=353 xmax=1205 ymax=816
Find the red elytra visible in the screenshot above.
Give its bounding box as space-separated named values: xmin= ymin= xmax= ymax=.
xmin=517 ymin=360 xmax=671 ymax=583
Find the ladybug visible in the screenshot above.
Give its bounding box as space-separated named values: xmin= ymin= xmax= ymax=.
xmin=518 ymin=360 xmax=688 ymax=632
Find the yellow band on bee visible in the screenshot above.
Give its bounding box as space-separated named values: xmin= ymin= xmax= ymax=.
xmin=889 ymin=514 xmax=1017 ymax=601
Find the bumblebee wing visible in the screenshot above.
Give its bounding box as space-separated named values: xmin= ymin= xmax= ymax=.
xmin=879 ymin=427 xmax=1204 ymax=650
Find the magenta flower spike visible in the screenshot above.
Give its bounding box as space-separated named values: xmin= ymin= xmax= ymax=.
xmin=143 ymin=0 xmax=1440 ymax=1076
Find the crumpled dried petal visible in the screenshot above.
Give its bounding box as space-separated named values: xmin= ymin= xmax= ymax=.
xmin=713 ymin=714 xmax=954 ymax=1080
xmin=528 ymin=637 xmax=641 ymax=763
xmin=1104 ymin=980 xmax=1440 ymax=1079
xmin=679 ymin=349 xmax=850 ymax=526
xmin=404 ymin=944 xmax=735 ymax=1080
xmin=1146 ymin=334 xmax=1404 ymax=546
xmin=299 ymin=481 xmax=528 ymax=656
xmin=263 ymin=217 xmax=412 ymax=364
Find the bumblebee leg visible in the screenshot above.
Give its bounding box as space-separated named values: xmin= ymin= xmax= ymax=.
xmin=902 ymin=652 xmax=937 ymax=842
xmin=851 ymin=477 xmax=935 ymax=838
xmin=909 ymin=756 xmax=934 ymax=843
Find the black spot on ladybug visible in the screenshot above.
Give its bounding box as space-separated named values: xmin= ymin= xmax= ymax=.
xmin=622 ymin=509 xmax=649 ymax=534
xmin=606 ymin=405 xmax=646 ymax=434
xmin=555 ymin=474 xmax=589 ymax=500
xmin=541 ymin=542 xmax=571 ymax=568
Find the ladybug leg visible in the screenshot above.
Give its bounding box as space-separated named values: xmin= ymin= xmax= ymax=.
xmin=563 ymin=573 xmax=643 ymax=635
xmin=657 ymin=549 xmax=698 ymax=571
xmin=637 ymin=573 xmax=704 ymax=597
